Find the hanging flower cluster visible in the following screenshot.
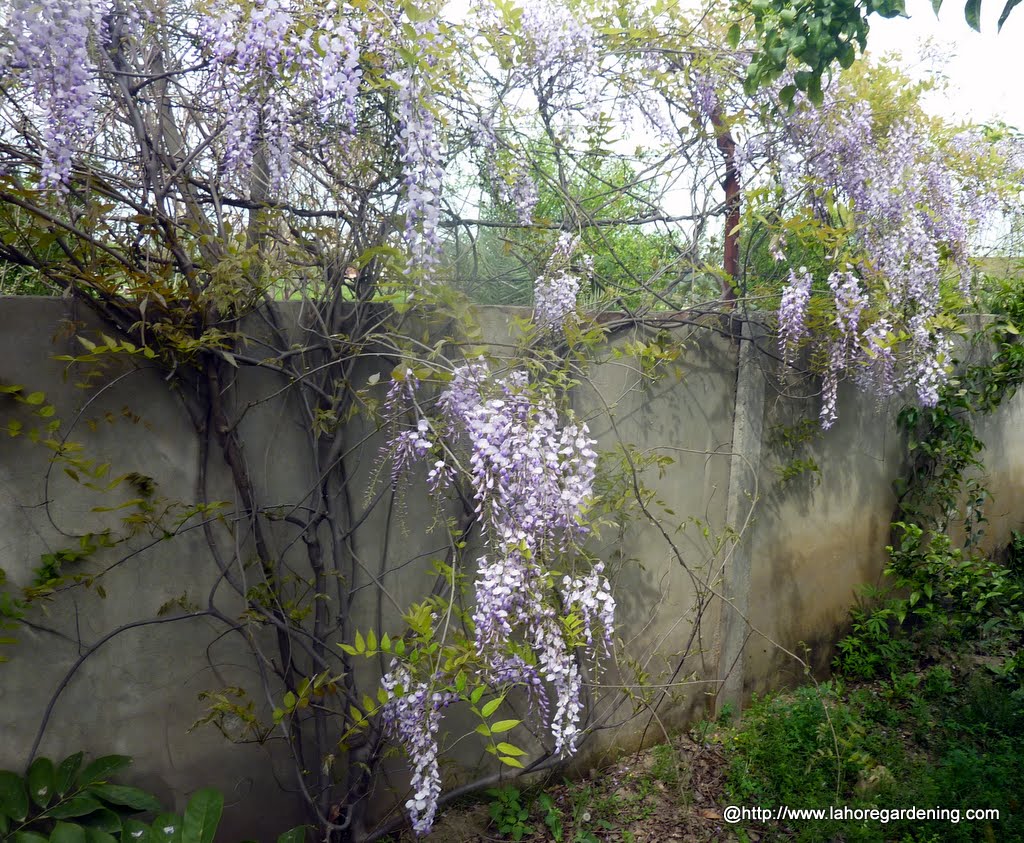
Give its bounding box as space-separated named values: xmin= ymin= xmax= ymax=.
xmin=394 ymin=61 xmax=444 ymax=273
xmin=776 ymin=93 xmax=1007 ymax=425
xmin=0 ymin=0 xmax=104 ymax=188
xmin=379 ymin=664 xmax=456 ymax=835
xmin=517 ymin=0 xmax=601 ymax=125
xmin=199 ymin=0 xmax=363 ymax=193
xmin=383 ymin=359 xmax=613 ymax=832
xmin=777 ymin=266 xmax=812 ymax=363
xmin=534 ymin=233 xmax=588 ymax=330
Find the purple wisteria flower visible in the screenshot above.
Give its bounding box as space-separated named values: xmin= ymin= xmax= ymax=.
xmin=778 ymin=266 xmax=813 ymax=361
xmin=535 ymin=233 xmax=585 ymax=330
xmin=379 ymin=663 xmax=455 ymax=835
xmin=2 ymin=0 xmax=105 ymax=189
xmin=776 ymin=89 xmax=1008 ymax=424
xmin=199 ymin=0 xmax=363 ymax=193
xmin=382 ymin=359 xmax=613 ymax=832
xmin=392 ymin=16 xmax=445 ymax=275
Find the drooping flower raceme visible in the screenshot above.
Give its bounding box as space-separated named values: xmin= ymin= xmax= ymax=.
xmin=383 ymin=359 xmax=612 ymax=831
xmin=778 ymin=266 xmax=812 ymax=362
xmin=198 ymin=0 xmax=363 ymax=192
xmin=535 ymin=233 xmax=586 ymax=330
xmin=379 ymin=664 xmax=455 ymax=835
xmin=0 ymin=0 xmax=104 ymax=188
xmin=774 ymin=91 xmax=1009 ymax=424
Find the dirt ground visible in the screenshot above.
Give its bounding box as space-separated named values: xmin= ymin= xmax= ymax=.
xmin=412 ymin=734 xmax=748 ymax=843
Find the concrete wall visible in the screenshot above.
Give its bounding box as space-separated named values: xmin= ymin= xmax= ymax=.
xmin=2 ymin=298 xmax=1023 ymax=838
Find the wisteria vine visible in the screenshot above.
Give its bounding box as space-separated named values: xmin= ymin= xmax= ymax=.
xmin=385 ymin=357 xmax=613 ymax=833
xmin=774 ymin=88 xmax=1014 ymax=426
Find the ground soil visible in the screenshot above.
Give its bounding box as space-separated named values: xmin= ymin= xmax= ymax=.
xmin=415 ymin=734 xmax=746 ymax=843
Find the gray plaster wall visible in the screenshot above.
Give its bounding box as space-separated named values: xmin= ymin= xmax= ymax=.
xmin=2 ymin=298 xmax=1023 ymax=838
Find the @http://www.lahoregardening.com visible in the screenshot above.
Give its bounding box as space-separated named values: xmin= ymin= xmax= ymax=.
xmin=723 ymin=805 xmax=1000 ymax=825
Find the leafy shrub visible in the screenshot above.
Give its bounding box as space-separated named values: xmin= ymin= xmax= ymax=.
xmin=0 ymin=754 xmax=305 ymax=843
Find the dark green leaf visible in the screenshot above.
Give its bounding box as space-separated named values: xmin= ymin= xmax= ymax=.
xmin=998 ymin=0 xmax=1022 ymax=28
xmin=122 ymin=818 xmax=152 ymax=843
xmin=84 ymin=829 xmax=118 ymax=843
xmin=151 ymin=813 xmax=182 ymax=843
xmin=181 ymin=789 xmax=222 ymax=843
xmin=88 ymin=785 xmax=162 ymax=813
xmin=51 ymin=821 xmax=87 ymax=843
xmin=727 ymin=23 xmax=741 ymax=49
xmin=45 ymin=796 xmax=103 ymax=819
xmin=276 ymin=828 xmax=307 ymax=843
xmin=965 ymin=0 xmax=982 ymax=29
xmin=77 ymin=757 xmax=131 ymax=789
xmin=807 ymin=75 xmax=824 ymax=106
xmin=11 ymin=832 xmax=49 ymax=843
xmin=79 ymin=807 xmax=122 ymax=834
xmin=28 ymin=757 xmax=56 ymax=809
xmin=0 ymin=770 xmax=29 ymax=821
xmin=56 ymin=753 xmax=84 ymax=796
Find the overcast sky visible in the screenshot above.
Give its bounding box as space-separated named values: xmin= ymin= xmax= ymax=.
xmin=865 ymin=0 xmax=1024 ymax=129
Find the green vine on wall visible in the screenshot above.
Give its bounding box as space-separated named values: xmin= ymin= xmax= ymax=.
xmin=835 ymin=280 xmax=1024 ymax=685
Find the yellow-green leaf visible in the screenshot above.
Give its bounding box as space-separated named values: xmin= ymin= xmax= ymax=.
xmin=480 ymin=696 xmax=503 ymax=718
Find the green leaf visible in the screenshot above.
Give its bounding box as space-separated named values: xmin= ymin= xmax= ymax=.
xmin=276 ymin=827 xmax=307 ymax=843
xmin=151 ymin=813 xmax=182 ymax=843
xmin=366 ymin=629 xmax=377 ymax=651
xmin=45 ymin=796 xmax=103 ymax=819
xmin=122 ymin=818 xmax=152 ymax=843
xmin=931 ymin=0 xmax=943 ymax=12
xmin=25 ymin=392 xmax=45 ymax=405
xmin=727 ymin=23 xmax=741 ymax=49
xmin=79 ymin=808 xmax=122 ymax=834
xmin=807 ymin=75 xmax=824 ymax=107
xmin=498 ymin=756 xmax=524 ymax=768
xmin=469 ymin=686 xmax=485 ymax=706
xmin=0 ymin=770 xmax=29 ymax=821
xmin=354 ymin=631 xmax=365 ymax=654
xmin=475 ymin=723 xmax=491 ymax=737
xmin=54 ymin=753 xmax=83 ymax=803
xmin=181 ymin=789 xmax=222 ymax=843
xmin=84 ymin=828 xmax=118 ymax=843
xmin=480 ymin=696 xmax=503 ymax=718
xmin=56 ymin=754 xmax=84 ymax=796
xmin=495 ymin=742 xmax=526 ymax=756
xmin=965 ymin=0 xmax=982 ymax=29
xmin=998 ymin=0 xmax=1022 ymax=29
xmin=489 ymin=720 xmax=520 ymax=734
xmin=51 ymin=821 xmax=87 ymax=843
xmin=27 ymin=757 xmax=56 ymax=808
xmin=88 ymin=784 xmax=162 ymax=813
xmin=77 ymin=756 xmax=132 ymax=787
xmin=11 ymin=832 xmax=49 ymax=843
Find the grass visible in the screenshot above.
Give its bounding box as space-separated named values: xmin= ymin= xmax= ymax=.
xmin=721 ymin=665 xmax=1024 ymax=842
xmin=457 ymin=645 xmax=1024 ymax=843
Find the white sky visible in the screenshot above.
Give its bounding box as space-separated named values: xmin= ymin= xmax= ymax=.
xmin=865 ymin=0 xmax=1024 ymax=129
